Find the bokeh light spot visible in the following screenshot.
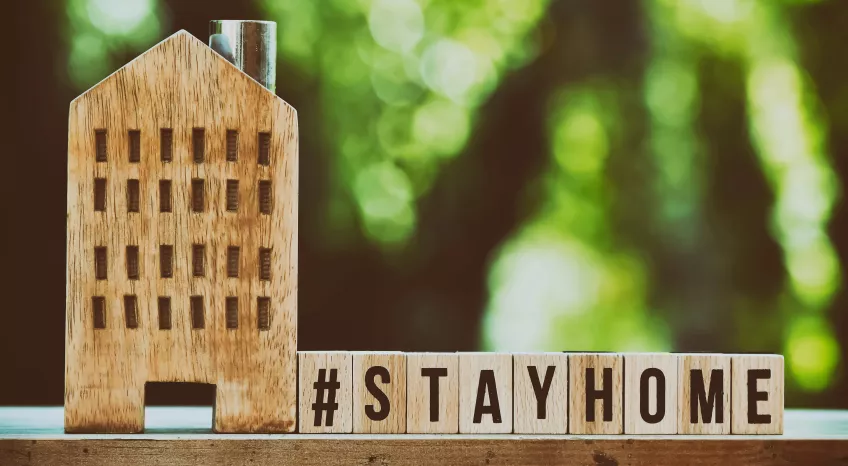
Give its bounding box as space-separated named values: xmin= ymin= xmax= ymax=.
xmin=87 ymin=0 xmax=154 ymax=37
xmin=354 ymin=162 xmax=417 ymax=245
xmin=412 ymin=99 xmax=470 ymax=158
xmin=369 ymin=0 xmax=425 ymax=54
xmin=68 ymin=33 xmax=109 ymax=89
xmin=420 ymin=39 xmax=478 ymax=102
xmin=785 ymin=315 xmax=840 ymax=392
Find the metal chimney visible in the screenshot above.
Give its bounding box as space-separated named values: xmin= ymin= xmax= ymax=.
xmin=209 ymin=20 xmax=277 ymax=93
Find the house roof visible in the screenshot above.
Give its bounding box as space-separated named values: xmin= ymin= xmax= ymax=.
xmin=71 ymin=30 xmax=283 ymax=105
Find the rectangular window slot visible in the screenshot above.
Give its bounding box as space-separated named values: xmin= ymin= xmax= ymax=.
xmin=94 ymin=178 xmax=107 ymax=212
xmin=92 ymin=296 xmax=106 ymax=329
xmin=128 ymin=130 xmax=141 ymax=163
xmin=94 ymin=247 xmax=107 ymax=280
xmin=158 ymin=297 xmax=171 ymax=330
xmin=127 ymin=179 xmax=140 ymax=213
xmin=257 ymin=297 xmax=270 ymax=330
xmin=259 ymin=180 xmax=272 ymax=215
xmin=191 ymin=179 xmax=204 ymax=212
xmin=226 ymin=297 xmax=238 ymax=329
xmin=124 ymin=295 xmax=138 ymax=329
xmin=159 ymin=180 xmax=172 ymax=212
xmin=258 ymin=132 xmax=271 ymax=166
xmin=226 ymin=180 xmax=239 ymax=212
xmin=160 ymin=244 xmax=173 ymax=278
xmin=192 ymin=244 xmax=205 ymax=277
xmin=226 ymin=130 xmax=239 ymax=161
xmin=227 ymin=246 xmax=240 ymax=278
xmin=190 ymin=296 xmax=205 ymax=329
xmin=193 ymin=128 xmax=205 ymax=163
xmin=160 ymin=128 xmax=173 ymax=162
xmin=126 ymin=245 xmax=139 ymax=280
xmin=259 ymin=248 xmax=271 ymax=281
xmin=95 ymin=129 xmax=107 ymax=162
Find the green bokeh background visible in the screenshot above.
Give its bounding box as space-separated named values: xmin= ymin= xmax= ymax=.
xmin=6 ymin=0 xmax=847 ymax=408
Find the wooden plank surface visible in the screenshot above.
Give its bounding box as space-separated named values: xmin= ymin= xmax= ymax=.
xmin=0 ymin=408 xmax=846 ymax=465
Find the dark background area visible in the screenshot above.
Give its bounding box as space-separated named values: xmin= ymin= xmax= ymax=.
xmin=4 ymin=0 xmax=848 ymax=408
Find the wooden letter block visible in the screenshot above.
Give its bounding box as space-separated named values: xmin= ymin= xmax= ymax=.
xmin=678 ymin=353 xmax=731 ymax=434
xmin=513 ymin=353 xmax=568 ymax=434
xmin=406 ymin=353 xmax=459 ymax=433
xmin=732 ymin=354 xmax=784 ymax=434
xmin=459 ymin=353 xmax=512 ymax=433
xmin=568 ymin=353 xmax=623 ymax=434
xmin=624 ymin=353 xmax=678 ymax=434
xmin=352 ymin=352 xmax=406 ymax=433
xmin=299 ymin=352 xmax=353 ymax=433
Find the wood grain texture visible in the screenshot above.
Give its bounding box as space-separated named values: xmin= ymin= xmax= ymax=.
xmin=458 ymin=353 xmax=512 ymax=434
xmin=64 ymin=30 xmax=299 ymax=434
xmin=352 ymin=352 xmax=406 ymax=433
xmin=679 ymin=353 xmax=731 ymax=434
xmin=513 ymin=353 xmax=568 ymax=434
xmin=624 ymin=353 xmax=678 ymax=434
xmin=3 ymin=438 xmax=848 ymax=466
xmin=732 ymin=355 xmax=784 ymax=435
xmin=299 ymin=352 xmax=353 ymax=433
xmin=406 ymin=353 xmax=459 ymax=434
xmin=568 ymin=353 xmax=623 ymax=434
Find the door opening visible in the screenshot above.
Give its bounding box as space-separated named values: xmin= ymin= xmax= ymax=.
xmin=143 ymin=382 xmax=216 ymax=433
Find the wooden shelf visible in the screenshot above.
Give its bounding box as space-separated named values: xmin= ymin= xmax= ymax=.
xmin=1 ymin=407 xmax=846 ymax=465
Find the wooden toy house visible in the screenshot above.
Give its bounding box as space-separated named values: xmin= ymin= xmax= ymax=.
xmin=64 ymin=30 xmax=298 ymax=433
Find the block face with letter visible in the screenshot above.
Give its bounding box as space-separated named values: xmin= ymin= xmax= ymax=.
xmin=352 ymin=352 xmax=406 ymax=433
xmin=678 ymin=354 xmax=731 ymax=434
xmin=568 ymin=353 xmax=623 ymax=434
xmin=298 ymin=352 xmax=353 ymax=434
xmin=731 ymin=354 xmax=784 ymax=434
xmin=624 ymin=353 xmax=678 ymax=434
xmin=513 ymin=353 xmax=568 ymax=434
xmin=406 ymin=353 xmax=459 ymax=433
xmin=459 ymin=353 xmax=513 ymax=433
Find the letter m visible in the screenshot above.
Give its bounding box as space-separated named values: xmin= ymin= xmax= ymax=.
xmin=690 ymin=369 xmax=724 ymax=424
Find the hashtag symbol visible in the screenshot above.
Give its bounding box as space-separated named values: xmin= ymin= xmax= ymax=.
xmin=312 ymin=368 xmax=340 ymax=427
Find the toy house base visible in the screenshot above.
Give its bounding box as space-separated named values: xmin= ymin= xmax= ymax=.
xmin=64 ymin=383 xmax=295 ymax=434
